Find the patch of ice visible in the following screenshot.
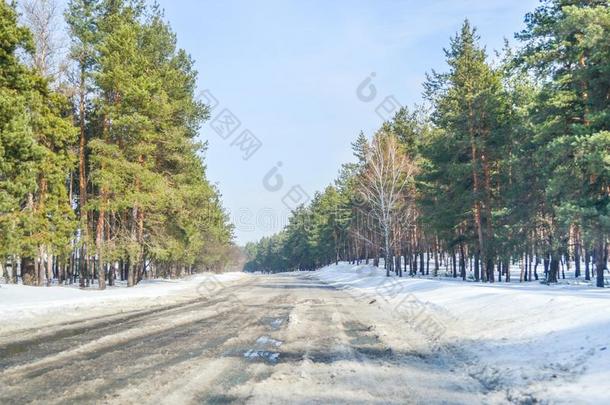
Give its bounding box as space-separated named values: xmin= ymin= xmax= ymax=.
xmin=243 ymin=349 xmax=280 ymax=363
xmin=256 ymin=336 xmax=283 ymax=347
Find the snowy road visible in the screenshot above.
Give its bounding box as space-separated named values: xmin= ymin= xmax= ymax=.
xmin=0 ymin=273 xmax=488 ymax=404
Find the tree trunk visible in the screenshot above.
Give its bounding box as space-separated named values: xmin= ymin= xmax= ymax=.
xmin=396 ymin=254 xmax=402 ymax=277
xmin=548 ymin=254 xmax=560 ymax=283
xmin=482 ymin=149 xmax=495 ymax=284
xmin=413 ymin=252 xmax=418 ymax=275
xmin=497 ymin=260 xmax=502 ymax=283
xmin=37 ymin=250 xmax=45 ymax=286
xmin=487 ymin=257 xmax=495 ymax=283
xmin=459 ymin=243 xmax=466 ymax=280
xmin=451 ymin=249 xmax=457 ymax=278
xmin=474 ymin=251 xmax=480 ymax=281
xmin=11 ymin=256 xmax=17 ymax=283
xmin=127 ymin=258 xmax=134 ymax=287
xmin=78 ymin=63 xmax=89 ymax=289
xmin=595 ymin=239 xmax=605 ymax=288
xmin=470 ymin=125 xmax=486 ymax=280
xmin=384 ymin=227 xmax=391 ymax=277
xmin=46 ymin=252 xmax=53 ymax=287
xmin=96 ymin=209 xmax=106 ymax=290
xmin=585 ymin=250 xmax=591 ymax=281
xmin=575 ymin=246 xmax=581 ymax=278
xmin=22 ymin=257 xmax=36 ymax=285
xmin=434 ymin=238 xmax=440 ymax=277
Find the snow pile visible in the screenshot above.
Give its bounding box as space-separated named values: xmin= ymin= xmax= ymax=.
xmin=312 ymin=262 xmax=610 ymax=403
xmin=0 ymin=272 xmax=245 ymax=323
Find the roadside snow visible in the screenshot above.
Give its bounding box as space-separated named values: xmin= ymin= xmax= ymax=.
xmin=312 ymin=263 xmax=610 ymax=404
xmin=0 ymin=272 xmax=245 ymax=323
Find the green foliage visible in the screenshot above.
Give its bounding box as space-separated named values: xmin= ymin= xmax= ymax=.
xmin=73 ymin=0 xmax=234 ymax=274
xmin=2 ymin=0 xmax=608 ymax=287
xmin=1 ymin=1 xmax=76 ymax=262
xmin=246 ymin=5 xmax=609 ymax=289
xmin=1 ymin=0 xmax=234 ymax=286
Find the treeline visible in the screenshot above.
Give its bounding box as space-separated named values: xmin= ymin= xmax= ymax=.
xmin=244 ymin=0 xmax=610 ymax=287
xmin=0 ymin=0 xmax=234 ymax=289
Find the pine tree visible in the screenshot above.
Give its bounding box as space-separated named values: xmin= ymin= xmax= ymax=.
xmin=518 ymin=0 xmax=610 ymax=287
xmin=424 ymin=20 xmax=511 ymax=282
xmin=1 ymin=1 xmax=76 ymax=286
xmin=0 ymin=1 xmax=41 ymax=283
xmin=65 ymin=0 xmax=99 ymax=287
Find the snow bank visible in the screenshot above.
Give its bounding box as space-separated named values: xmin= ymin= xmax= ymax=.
xmin=313 ymin=263 xmax=610 ymax=404
xmin=0 ymin=272 xmax=245 ymax=322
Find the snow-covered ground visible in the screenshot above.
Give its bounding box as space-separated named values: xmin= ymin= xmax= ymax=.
xmin=311 ymin=263 xmax=610 ymax=404
xmin=0 ymin=272 xmax=246 ymax=324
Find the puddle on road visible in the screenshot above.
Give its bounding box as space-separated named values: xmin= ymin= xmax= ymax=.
xmin=243 ymin=349 xmax=280 ymax=363
xmin=344 ymin=321 xmax=380 ymax=345
xmin=243 ymin=335 xmax=283 ymax=363
xmin=259 ymin=315 xmax=287 ymax=331
xmin=220 ymin=314 xmax=288 ymax=364
xmin=350 ymin=335 xmax=381 ymax=346
xmin=237 ymin=313 xmax=288 ymax=364
xmin=256 ymin=336 xmax=282 ymax=347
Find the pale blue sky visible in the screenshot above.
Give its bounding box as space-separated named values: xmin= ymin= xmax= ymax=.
xmin=154 ymin=0 xmax=539 ymax=244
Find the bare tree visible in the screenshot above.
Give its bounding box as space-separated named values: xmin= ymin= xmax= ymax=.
xmin=21 ymin=0 xmax=65 ymax=80
xmin=358 ymin=131 xmax=417 ymax=276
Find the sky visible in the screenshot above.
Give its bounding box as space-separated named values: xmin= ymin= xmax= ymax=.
xmin=152 ymin=0 xmax=540 ymax=245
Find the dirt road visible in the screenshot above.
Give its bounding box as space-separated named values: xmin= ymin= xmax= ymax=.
xmin=0 ymin=273 xmax=487 ymax=404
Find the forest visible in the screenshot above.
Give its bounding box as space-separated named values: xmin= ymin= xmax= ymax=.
xmin=244 ymin=0 xmax=610 ymax=288
xmin=0 ymin=0 xmax=235 ymax=289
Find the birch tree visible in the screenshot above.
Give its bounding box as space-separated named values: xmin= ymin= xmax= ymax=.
xmin=359 ymin=131 xmax=417 ymax=276
xmin=21 ymin=0 xmax=65 ymax=80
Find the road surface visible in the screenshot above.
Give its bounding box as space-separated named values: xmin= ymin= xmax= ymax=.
xmin=0 ymin=273 xmax=488 ymax=404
